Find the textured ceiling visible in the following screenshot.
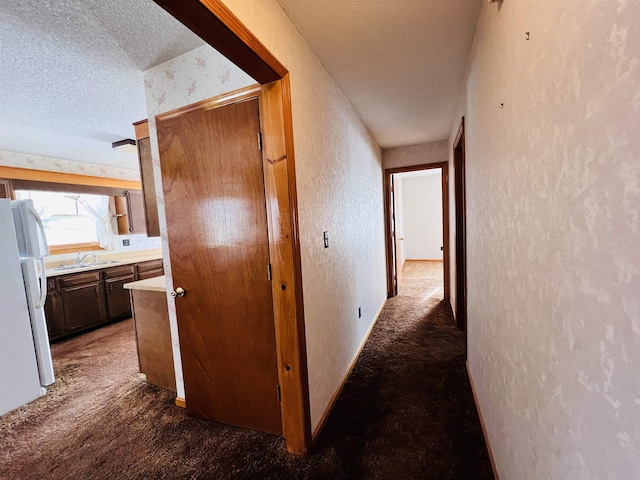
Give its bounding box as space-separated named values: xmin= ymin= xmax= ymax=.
xmin=0 ymin=0 xmax=203 ymax=170
xmin=276 ymin=0 xmax=481 ymax=148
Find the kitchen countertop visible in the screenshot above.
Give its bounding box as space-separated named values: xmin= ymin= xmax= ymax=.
xmin=123 ymin=275 xmax=167 ymax=292
xmin=45 ymin=249 xmax=163 ymax=277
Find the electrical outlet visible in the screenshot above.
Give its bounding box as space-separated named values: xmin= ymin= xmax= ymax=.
xmin=358 ymin=307 xmax=362 ymax=318
xmin=122 ymin=239 xmax=130 ymax=246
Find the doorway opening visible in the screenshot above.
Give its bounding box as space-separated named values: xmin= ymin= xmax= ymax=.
xmin=453 ymin=118 xmax=467 ymax=333
xmin=384 ymin=162 xmax=449 ymax=302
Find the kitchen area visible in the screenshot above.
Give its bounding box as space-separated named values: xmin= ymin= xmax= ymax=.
xmin=0 ymin=118 xmax=176 ymax=416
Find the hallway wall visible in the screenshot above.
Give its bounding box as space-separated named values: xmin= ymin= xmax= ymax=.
xmin=454 ymin=1 xmax=640 ymax=478
xmin=383 ymin=140 xmax=447 ymax=170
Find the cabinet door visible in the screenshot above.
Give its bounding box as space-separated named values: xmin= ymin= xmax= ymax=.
xmin=126 ymin=190 xmax=147 ymax=234
xmin=137 ymin=136 xmax=161 ymax=237
xmin=105 ymin=274 xmax=135 ymax=320
xmin=0 ymin=179 xmax=12 ymax=199
xmin=44 ymin=280 xmax=64 ymax=341
xmin=60 ymin=282 xmax=106 ymax=333
xmin=137 ymin=268 xmax=164 ymax=281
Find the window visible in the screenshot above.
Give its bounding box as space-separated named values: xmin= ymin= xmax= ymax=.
xmin=14 ymin=190 xmax=111 ymax=252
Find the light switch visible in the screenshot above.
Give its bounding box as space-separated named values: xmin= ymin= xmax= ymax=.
xmin=323 ymin=231 xmax=329 ymax=248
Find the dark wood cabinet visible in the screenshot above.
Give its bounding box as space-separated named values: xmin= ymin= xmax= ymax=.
xmin=44 ymin=278 xmax=64 ymax=341
xmin=136 ymin=259 xmax=164 ymax=278
xmin=0 ymin=178 xmax=12 ymax=198
xmin=44 ymin=259 xmax=164 ymax=343
xmin=58 ymin=271 xmax=106 ymax=334
xmin=115 ymin=190 xmax=147 ymax=235
xmin=105 ymin=264 xmax=136 ymax=320
xmin=134 ymin=120 xmax=161 ymax=237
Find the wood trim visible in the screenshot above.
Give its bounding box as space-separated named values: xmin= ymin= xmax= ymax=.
xmin=152 ymin=0 xmax=285 ymax=83
xmin=384 ymin=162 xmax=449 ymax=299
xmin=175 ymin=397 xmax=186 ymax=408
xmin=156 ymin=84 xmax=261 ymax=122
xmin=0 ymin=166 xmax=141 ymax=190
xmin=442 ymin=163 xmax=450 ymax=301
xmin=311 ymin=298 xmax=387 ymax=443
xmin=260 ymin=79 xmax=312 ymax=455
xmin=466 ymin=361 xmax=500 ymax=480
xmin=49 ymin=242 xmax=104 ymax=254
xmin=453 ymin=117 xmax=467 ymax=333
xmin=134 ymin=120 xmax=150 ymax=140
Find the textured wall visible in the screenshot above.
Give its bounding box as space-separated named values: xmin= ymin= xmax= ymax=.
xmin=144 ymin=1 xmax=387 ymax=433
xmin=401 ymin=173 xmax=443 ymax=261
xmin=382 ymin=140 xmax=448 ymax=170
xmin=459 ymin=1 xmax=640 ymax=478
xmin=0 ymin=149 xmax=140 ymax=181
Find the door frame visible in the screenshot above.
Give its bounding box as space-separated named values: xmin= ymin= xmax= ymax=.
xmin=453 ymin=118 xmax=467 ymax=332
xmin=152 ymin=0 xmax=311 ymax=455
xmin=384 ymin=162 xmax=450 ymax=300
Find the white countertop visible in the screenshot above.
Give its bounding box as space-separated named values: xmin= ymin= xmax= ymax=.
xmin=45 ymin=249 xmax=163 ymax=277
xmin=123 ymin=275 xmax=167 ymax=292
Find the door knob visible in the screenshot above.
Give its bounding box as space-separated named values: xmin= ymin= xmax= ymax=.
xmin=171 ymin=287 xmax=186 ymax=298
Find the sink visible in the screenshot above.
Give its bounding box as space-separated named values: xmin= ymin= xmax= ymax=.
xmin=50 ymin=260 xmax=121 ymax=271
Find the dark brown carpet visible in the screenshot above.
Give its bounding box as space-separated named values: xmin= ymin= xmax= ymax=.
xmin=0 ymin=260 xmax=493 ymax=479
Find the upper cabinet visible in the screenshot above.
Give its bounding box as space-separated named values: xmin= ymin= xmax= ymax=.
xmin=134 ymin=120 xmax=161 ymax=237
xmin=0 ymin=178 xmax=12 ymax=198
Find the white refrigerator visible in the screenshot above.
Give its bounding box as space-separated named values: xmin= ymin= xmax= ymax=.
xmin=0 ymin=198 xmax=55 ymax=416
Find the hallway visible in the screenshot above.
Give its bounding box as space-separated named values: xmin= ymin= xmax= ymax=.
xmin=1 ymin=262 xmax=492 ymax=479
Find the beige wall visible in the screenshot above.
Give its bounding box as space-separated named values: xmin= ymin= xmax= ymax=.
xmin=382 ymin=140 xmax=448 ymax=170
xmin=455 ymin=1 xmax=640 ymax=478
xmin=145 ymin=0 xmax=387 ymax=433
xmin=0 ymin=149 xmax=139 ymax=181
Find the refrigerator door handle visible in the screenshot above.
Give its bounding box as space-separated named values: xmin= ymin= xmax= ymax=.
xmin=35 ymin=257 xmax=47 ymax=308
xmin=27 ymin=206 xmax=48 ymax=308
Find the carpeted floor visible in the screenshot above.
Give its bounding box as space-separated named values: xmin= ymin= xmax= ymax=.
xmin=0 ymin=260 xmax=493 ymax=479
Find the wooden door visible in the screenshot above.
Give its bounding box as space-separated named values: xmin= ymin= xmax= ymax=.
xmin=157 ymin=97 xmax=282 ymax=435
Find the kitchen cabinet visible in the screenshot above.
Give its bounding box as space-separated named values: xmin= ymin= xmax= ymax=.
xmin=0 ymin=178 xmax=12 ymax=199
xmin=44 ymin=278 xmax=64 ymax=341
xmin=124 ymin=276 xmax=175 ymax=391
xmin=136 ymin=259 xmax=164 ymax=280
xmin=105 ymin=265 xmax=136 ymax=320
xmin=134 ymin=120 xmax=161 ymax=237
xmin=58 ymin=271 xmax=107 ymax=334
xmin=45 ymin=259 xmax=164 ymax=342
xmin=115 ymin=191 xmax=147 ymax=235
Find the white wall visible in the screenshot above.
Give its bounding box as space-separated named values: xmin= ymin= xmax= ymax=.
xmin=145 ymin=0 xmax=387 ymax=433
xmin=455 ymin=1 xmax=640 ymax=478
xmin=400 ymin=172 xmax=443 ymax=260
xmin=383 ymin=140 xmax=448 ymax=170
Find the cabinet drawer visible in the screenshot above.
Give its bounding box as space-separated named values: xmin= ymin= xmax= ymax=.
xmin=47 ymin=278 xmax=56 ymax=290
xmin=137 ymin=259 xmax=163 ymax=272
xmin=105 ymin=264 xmax=136 ymax=279
xmin=137 ymin=268 xmax=164 ymax=281
xmin=59 ymin=271 xmax=101 ymax=287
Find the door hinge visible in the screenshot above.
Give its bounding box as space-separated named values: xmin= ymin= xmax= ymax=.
xmin=276 ymin=385 xmax=281 ymax=403
xmin=258 ymin=132 xmax=263 ymax=151
xmin=267 ymin=263 xmax=272 ymax=282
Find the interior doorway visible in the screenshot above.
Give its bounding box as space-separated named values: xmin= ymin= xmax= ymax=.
xmin=391 ymin=168 xmax=444 ymax=299
xmin=453 ymin=118 xmax=467 ymax=332
xmin=384 ymin=162 xmax=449 ymax=301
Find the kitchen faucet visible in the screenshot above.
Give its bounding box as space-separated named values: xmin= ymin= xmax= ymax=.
xmin=77 ymin=252 xmax=97 ymax=265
